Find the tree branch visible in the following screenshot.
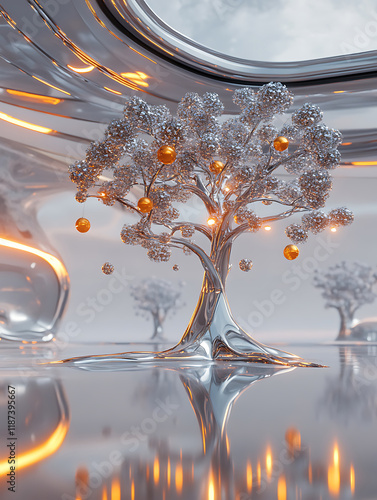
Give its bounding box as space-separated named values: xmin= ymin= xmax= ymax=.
xmin=170 ymin=222 xmax=212 ymax=240
xmin=223 ymin=207 xmax=309 ymax=245
xmin=266 ymin=150 xmax=304 ymax=174
xmin=170 ymin=237 xmax=223 ymax=291
xmin=180 ymin=183 xmax=218 ymax=214
xmin=115 ymin=197 xmax=143 ymax=216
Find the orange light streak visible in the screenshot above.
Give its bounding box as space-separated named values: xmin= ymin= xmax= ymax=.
xmin=351 ymin=161 xmax=377 ymax=166
xmin=277 ymin=476 xmax=287 ymax=500
xmin=350 ymin=464 xmax=355 ymax=495
xmin=131 ymin=479 xmax=135 ymax=500
xmin=175 ymin=462 xmax=183 ymax=494
xmin=0 ymin=112 xmax=53 ymax=134
xmin=266 ymin=447 xmax=273 ymax=479
xmin=334 ymin=444 xmax=339 ymax=467
xmin=111 ymin=477 xmax=121 ymax=500
xmin=0 ymin=419 xmax=68 ymax=476
xmin=102 ymin=485 xmax=108 ymax=500
xmin=257 ymin=461 xmax=261 ymax=488
xmin=308 ymin=461 xmax=312 ymax=484
xmin=154 ymin=456 xmax=160 ymax=484
xmin=246 ymin=461 xmax=252 ymax=492
xmin=129 ymin=46 xmax=157 ymax=64
xmin=6 ymin=89 xmax=61 ymax=105
xmin=67 ymin=64 xmax=95 ymax=73
xmin=226 ymin=435 xmax=230 ymax=455
xmin=328 ymin=443 xmax=340 ymax=496
xmin=104 ymin=87 xmax=122 ymax=95
xmin=120 ymin=71 xmax=150 ymax=87
xmin=208 ymin=470 xmax=215 ymax=500
xmin=31 ymin=76 xmax=71 ymax=95
xmin=0 ymin=238 xmax=67 ymax=283
xmin=167 ymin=457 xmax=171 ymax=488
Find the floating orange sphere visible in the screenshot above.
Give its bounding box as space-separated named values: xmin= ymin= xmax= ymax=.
xmin=209 ymin=160 xmax=224 ymax=174
xmin=273 ymin=136 xmax=289 ymax=152
xmin=157 ymin=145 xmax=176 ymax=164
xmin=283 ymin=244 xmax=299 ymax=260
xmin=75 ymin=217 xmax=90 ymax=233
xmin=137 ymin=197 xmax=154 ymax=213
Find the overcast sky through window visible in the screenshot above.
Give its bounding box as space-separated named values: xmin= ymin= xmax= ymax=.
xmin=145 ymin=0 xmax=377 ymax=62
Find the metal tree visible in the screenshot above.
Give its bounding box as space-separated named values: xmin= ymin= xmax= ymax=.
xmin=131 ymin=278 xmax=184 ymax=340
xmin=313 ymin=261 xmax=377 ymax=340
xmin=70 ymin=82 xmax=353 ymax=365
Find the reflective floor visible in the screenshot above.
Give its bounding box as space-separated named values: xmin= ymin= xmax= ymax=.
xmin=1 ymin=342 xmax=377 ymax=499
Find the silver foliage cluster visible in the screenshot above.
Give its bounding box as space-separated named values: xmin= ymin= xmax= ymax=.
xmin=69 ymin=82 xmax=353 ymax=262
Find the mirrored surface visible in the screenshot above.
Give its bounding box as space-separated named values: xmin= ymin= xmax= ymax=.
xmin=1 ymin=343 xmax=377 ymax=499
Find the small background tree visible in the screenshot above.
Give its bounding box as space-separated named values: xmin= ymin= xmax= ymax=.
xmin=130 ymin=278 xmax=184 ymax=340
xmin=313 ymin=261 xmax=377 ymax=340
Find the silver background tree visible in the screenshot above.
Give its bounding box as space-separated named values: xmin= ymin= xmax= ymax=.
xmin=313 ymin=261 xmax=377 ymax=340
xmin=131 ymin=278 xmax=184 ymax=340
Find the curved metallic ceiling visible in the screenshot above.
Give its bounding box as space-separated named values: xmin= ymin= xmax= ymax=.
xmin=0 ymin=0 xmax=376 ymax=169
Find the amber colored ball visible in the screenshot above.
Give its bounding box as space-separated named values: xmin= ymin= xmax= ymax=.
xmin=283 ymin=244 xmax=299 ymax=260
xmin=75 ymin=217 xmax=91 ymax=233
xmin=209 ymin=160 xmax=224 ymax=174
xmin=273 ymin=136 xmax=289 ymax=152
xmin=137 ymin=197 xmax=154 ymax=213
xmin=157 ymin=145 xmax=176 ymax=164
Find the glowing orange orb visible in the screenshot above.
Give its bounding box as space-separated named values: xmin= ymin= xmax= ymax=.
xmin=207 ymin=217 xmax=216 ymax=226
xmin=283 ymin=244 xmax=299 ymax=260
xmin=273 ymin=136 xmax=289 ymax=152
xmin=75 ymin=217 xmax=90 ymax=233
xmin=157 ymin=145 xmax=176 ymax=164
xmin=137 ymin=197 xmax=153 ymax=213
xmin=209 ymin=161 xmax=224 ymax=174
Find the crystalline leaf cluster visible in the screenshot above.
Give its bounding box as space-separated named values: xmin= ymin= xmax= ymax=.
xmin=69 ymin=82 xmax=353 ymax=263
